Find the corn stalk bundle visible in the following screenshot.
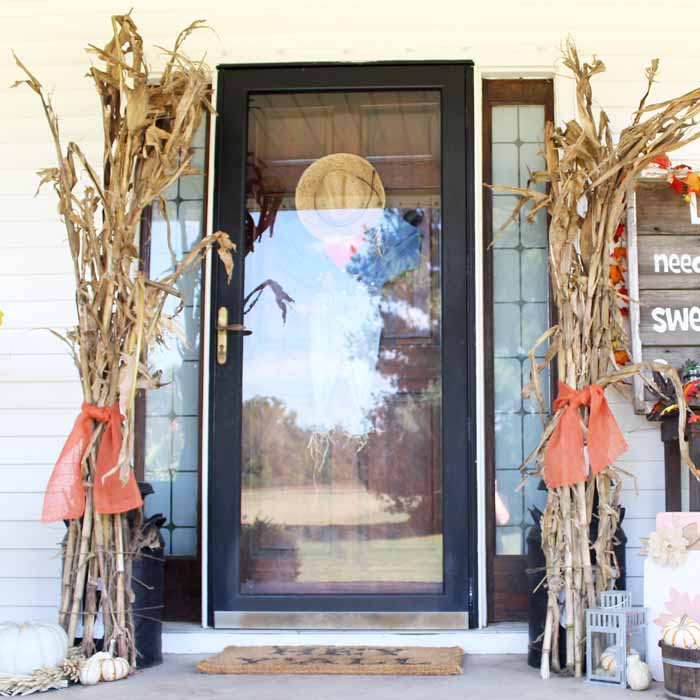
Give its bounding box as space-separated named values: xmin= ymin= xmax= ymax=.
xmin=13 ymin=14 xmax=234 ymax=666
xmin=490 ymin=39 xmax=700 ymax=679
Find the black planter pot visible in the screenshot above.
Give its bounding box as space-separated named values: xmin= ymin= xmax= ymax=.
xmin=132 ymin=482 xmax=166 ymax=670
xmin=526 ymin=490 xmax=627 ymax=669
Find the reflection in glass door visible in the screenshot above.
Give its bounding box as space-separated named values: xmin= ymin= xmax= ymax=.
xmin=211 ymin=64 xmax=473 ymax=619
xmin=240 ymin=91 xmax=443 ymax=595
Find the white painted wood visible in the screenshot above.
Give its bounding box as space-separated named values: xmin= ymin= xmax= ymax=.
xmin=690 ymin=192 xmax=700 ymax=224
xmin=1 ymin=466 xmax=54 ymax=493
xmin=0 ymin=607 xmax=61 ymax=624
xmin=625 ymin=549 xmax=645 ymax=579
xmin=1 ymin=0 xmax=697 ymax=632
xmin=0 ymin=410 xmax=76 ymax=437
xmin=0 ymin=493 xmax=44 ymax=520
xmin=621 ymin=518 xmax=657 ymax=549
xmin=473 ymin=65 xmax=487 ymax=629
xmin=620 ymin=462 xmax=667 ymax=492
xmin=0 ymin=384 xmax=82 ymax=411
xmin=627 ymin=190 xmax=648 ymax=413
xmin=0 ymin=579 xmax=60 ymax=607
xmin=0 ymin=331 xmax=74 ymax=356
xmin=161 ymin=622 xmax=529 ymax=655
xmin=0 ymin=436 xmax=69 ymax=464
xmin=0 ymin=222 xmax=68 ymax=249
xmin=0 ymin=249 xmax=73 ymax=276
xmin=0 ymin=275 xmax=75 ymax=302
xmin=0 ymin=356 xmax=77 ymax=382
xmin=2 ymin=550 xmax=62 ymax=578
xmin=0 ymin=521 xmax=63 ymax=549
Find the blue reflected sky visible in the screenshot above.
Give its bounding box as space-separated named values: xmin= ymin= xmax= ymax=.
xmin=243 ymin=210 xmax=396 ymax=435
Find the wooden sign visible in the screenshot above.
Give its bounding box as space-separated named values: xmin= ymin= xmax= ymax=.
xmin=629 ymin=179 xmax=700 ymax=412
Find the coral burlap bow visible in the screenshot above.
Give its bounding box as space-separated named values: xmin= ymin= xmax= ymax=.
xmin=42 ymin=402 xmax=142 ymax=522
xmin=544 ymin=382 xmax=628 ymax=488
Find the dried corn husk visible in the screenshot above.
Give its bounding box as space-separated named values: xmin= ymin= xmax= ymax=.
xmin=489 ymin=39 xmax=700 ymax=679
xmin=13 ymin=13 xmax=234 ymax=667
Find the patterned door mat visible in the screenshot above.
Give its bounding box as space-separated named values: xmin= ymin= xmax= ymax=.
xmin=197 ymin=645 xmax=464 ymax=676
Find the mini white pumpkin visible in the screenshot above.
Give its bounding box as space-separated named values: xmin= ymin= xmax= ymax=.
xmin=99 ymin=655 xmax=129 ymax=682
xmin=626 ymin=652 xmax=652 ymax=691
xmin=80 ymin=649 xmax=129 ymax=684
xmin=0 ymin=622 xmax=68 ymax=676
xmin=662 ymin=615 xmax=700 ymax=650
xmin=600 ymin=645 xmax=620 ymax=675
xmin=78 ymin=655 xmax=103 ymax=686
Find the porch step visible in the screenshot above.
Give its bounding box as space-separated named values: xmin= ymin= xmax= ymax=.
xmin=161 ymin=622 xmax=528 ymax=655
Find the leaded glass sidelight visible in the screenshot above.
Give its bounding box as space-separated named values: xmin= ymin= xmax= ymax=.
xmin=143 ymin=122 xmax=207 ymax=556
xmin=491 ymin=104 xmax=550 ymax=555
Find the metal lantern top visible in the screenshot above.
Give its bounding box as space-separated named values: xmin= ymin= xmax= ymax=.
xmin=600 ymin=590 xmax=632 ymax=608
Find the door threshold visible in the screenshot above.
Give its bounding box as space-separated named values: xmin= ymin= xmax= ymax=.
xmin=214 ymin=611 xmax=469 ymax=630
xmin=161 ymin=622 xmax=527 ymax=655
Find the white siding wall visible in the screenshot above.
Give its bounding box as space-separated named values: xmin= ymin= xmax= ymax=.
xmin=1 ymin=0 xmax=697 ymax=623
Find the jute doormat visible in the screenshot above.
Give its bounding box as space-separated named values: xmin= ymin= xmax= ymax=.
xmin=197 ymin=645 xmax=463 ymax=676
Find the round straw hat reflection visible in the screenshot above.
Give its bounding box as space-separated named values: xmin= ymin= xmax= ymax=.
xmin=295 ymin=153 xmax=386 ymax=241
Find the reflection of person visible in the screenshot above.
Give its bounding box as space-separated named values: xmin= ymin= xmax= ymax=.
xmin=495 ymin=479 xmax=510 ymax=525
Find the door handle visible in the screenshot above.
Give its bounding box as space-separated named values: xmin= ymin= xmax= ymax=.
xmin=216 ymin=306 xmax=252 ymax=365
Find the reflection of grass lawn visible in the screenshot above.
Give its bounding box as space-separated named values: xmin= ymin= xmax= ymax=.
xmin=297 ymin=535 xmax=442 ymax=583
xmin=242 ymin=485 xmax=410 ymax=526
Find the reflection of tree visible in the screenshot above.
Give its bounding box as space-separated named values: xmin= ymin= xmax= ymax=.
xmin=242 ymin=396 xmax=367 ymax=488
xmin=360 ymin=380 xmax=443 ymax=534
xmin=343 ymin=208 xmax=443 ymax=534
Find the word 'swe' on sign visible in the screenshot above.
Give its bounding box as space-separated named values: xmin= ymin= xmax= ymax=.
xmin=629 ymin=179 xmax=700 ymax=412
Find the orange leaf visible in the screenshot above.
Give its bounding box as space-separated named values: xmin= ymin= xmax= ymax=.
xmin=653 ymin=154 xmax=671 ymax=169
xmin=609 ymin=264 xmax=624 ymax=285
xmin=614 ymin=350 xmax=630 ymax=365
xmin=687 ymin=172 xmax=700 ymax=193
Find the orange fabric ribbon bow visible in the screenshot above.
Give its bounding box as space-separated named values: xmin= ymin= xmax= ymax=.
xmin=544 ymin=382 xmax=628 ymax=488
xmin=42 ymin=402 xmax=143 ymax=522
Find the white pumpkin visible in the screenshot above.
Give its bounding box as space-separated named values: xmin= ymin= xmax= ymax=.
xmin=0 ymin=622 xmax=68 ymax=676
xmin=662 ymin=615 xmax=700 ymax=650
xmin=600 ymin=645 xmax=620 ymax=675
xmin=99 ymin=655 xmax=129 ymax=682
xmin=78 ymin=655 xmax=103 ymax=686
xmin=626 ymin=653 xmax=652 ymax=691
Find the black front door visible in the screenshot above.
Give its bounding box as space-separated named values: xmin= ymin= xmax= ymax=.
xmin=209 ymin=63 xmax=476 ymax=624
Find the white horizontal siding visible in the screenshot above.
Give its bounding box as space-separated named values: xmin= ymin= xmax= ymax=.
xmin=0 ymin=607 xmax=60 ymax=624
xmin=0 ymin=0 xmax=694 ymax=624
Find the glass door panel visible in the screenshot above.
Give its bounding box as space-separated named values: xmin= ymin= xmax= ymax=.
xmin=240 ymin=90 xmax=443 ymax=595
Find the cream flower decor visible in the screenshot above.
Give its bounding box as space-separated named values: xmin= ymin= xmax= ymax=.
xmin=644 ymin=527 xmax=689 ymax=568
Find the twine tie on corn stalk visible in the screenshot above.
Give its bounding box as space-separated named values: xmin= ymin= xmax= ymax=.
xmin=544 ymin=382 xmax=628 ymax=488
xmin=42 ymin=402 xmax=142 ymax=523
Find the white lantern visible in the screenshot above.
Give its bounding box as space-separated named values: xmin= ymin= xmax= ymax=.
xmin=586 ymin=607 xmax=648 ymax=687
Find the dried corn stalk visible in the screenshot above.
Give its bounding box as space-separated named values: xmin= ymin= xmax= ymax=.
xmin=490 ymin=39 xmax=700 ymax=678
xmin=13 ymin=14 xmax=234 ymax=666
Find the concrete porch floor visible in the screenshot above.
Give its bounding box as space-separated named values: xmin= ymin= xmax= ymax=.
xmin=63 ymin=654 xmax=666 ymax=699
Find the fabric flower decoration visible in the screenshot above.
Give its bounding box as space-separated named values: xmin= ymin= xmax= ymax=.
xmin=645 ymin=527 xmax=689 ymax=568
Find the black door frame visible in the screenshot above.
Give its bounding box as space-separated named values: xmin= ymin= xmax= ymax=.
xmin=209 ymin=62 xmax=477 ymax=625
